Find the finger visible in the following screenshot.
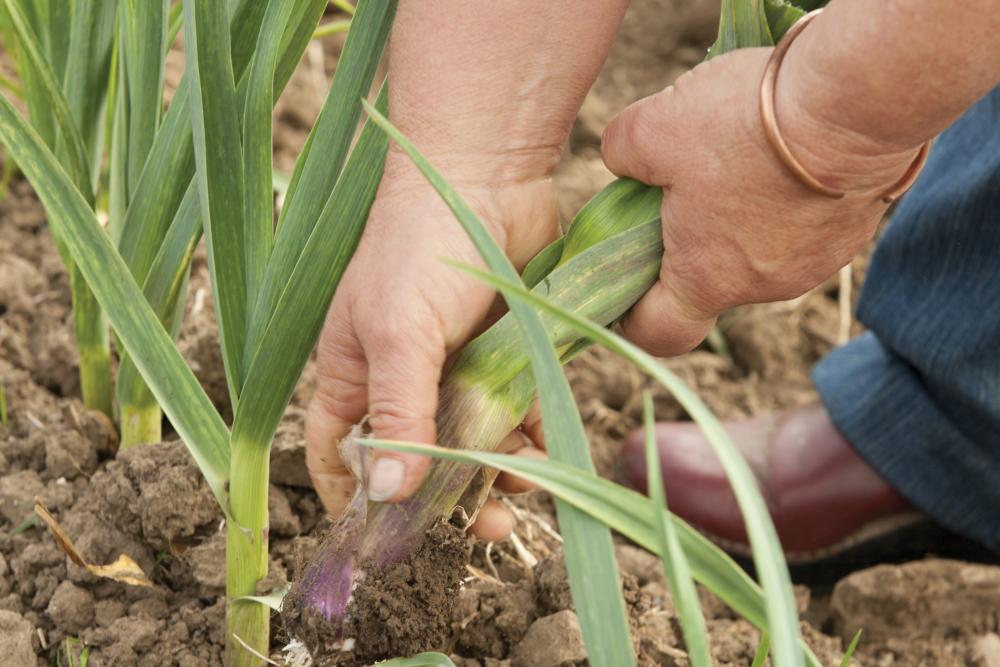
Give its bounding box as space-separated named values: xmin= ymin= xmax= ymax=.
xmin=363 ymin=313 xmax=446 ymax=503
xmin=469 ymin=498 xmax=516 ymax=542
xmin=495 ymin=444 xmax=547 ymax=495
xmin=619 ymin=266 xmax=718 ymax=357
xmin=521 ymin=399 xmax=545 ymax=450
xmin=306 ymin=307 xmax=369 ymax=518
xmin=601 ymin=85 xmax=679 ymax=186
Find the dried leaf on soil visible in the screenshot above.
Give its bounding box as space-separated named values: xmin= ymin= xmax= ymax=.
xmin=34 ymin=500 xmax=154 ymax=588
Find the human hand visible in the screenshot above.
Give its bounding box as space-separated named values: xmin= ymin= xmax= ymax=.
xmin=305 ymin=157 xmax=557 ymax=541
xmin=601 ymin=47 xmax=927 ymax=356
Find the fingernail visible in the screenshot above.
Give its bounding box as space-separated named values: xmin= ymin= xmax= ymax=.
xmin=368 ymin=457 xmax=405 ymax=502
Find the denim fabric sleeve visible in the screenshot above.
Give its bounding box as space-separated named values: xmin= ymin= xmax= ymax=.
xmin=812 ymin=86 xmax=1000 ymax=549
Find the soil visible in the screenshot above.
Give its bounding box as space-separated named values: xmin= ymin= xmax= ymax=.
xmin=2 ymin=2 xmax=999 ymax=667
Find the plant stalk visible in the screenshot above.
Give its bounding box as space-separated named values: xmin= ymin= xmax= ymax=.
xmin=226 ymin=440 xmax=271 ymax=666
xmin=120 ymin=400 xmax=162 ymax=447
xmin=72 ymin=265 xmax=113 ymax=419
xmin=284 ymin=212 xmax=664 ymax=640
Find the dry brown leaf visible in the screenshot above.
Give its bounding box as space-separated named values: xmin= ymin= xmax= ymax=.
xmin=34 ymin=499 xmax=154 ymax=588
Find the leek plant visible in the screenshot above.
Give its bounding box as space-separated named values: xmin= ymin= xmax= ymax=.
xmin=0 ymin=0 xmax=396 ymax=663
xmin=0 ymin=0 xmax=116 ymax=418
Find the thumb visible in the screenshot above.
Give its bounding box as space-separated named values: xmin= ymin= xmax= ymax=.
xmin=362 ymin=321 xmax=445 ymax=503
xmin=601 ymin=86 xmax=680 ymax=187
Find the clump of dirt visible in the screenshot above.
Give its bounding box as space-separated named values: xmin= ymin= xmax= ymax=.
xmin=289 ymin=520 xmax=472 ymax=666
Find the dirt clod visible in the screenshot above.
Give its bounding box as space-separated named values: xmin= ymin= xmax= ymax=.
xmin=46 ymin=580 xmax=94 ymax=634
xmin=510 ymin=610 xmax=586 ymax=667
xmin=831 ymin=559 xmax=1000 ymax=643
xmin=0 ymin=610 xmax=36 ymax=666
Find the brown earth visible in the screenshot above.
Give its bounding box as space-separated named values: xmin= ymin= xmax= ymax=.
xmin=2 ymin=1 xmax=999 ymax=666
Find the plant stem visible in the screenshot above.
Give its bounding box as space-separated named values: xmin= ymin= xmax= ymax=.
xmin=72 ymin=266 xmax=113 ymax=419
xmin=226 ymin=440 xmax=271 ymax=666
xmin=119 ymin=400 xmax=162 ymax=447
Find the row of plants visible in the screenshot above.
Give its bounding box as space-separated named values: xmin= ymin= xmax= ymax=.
xmin=0 ymin=0 xmax=859 ymax=665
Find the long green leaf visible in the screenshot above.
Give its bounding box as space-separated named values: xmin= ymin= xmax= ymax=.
xmin=1 ymin=0 xmax=91 ymax=195
xmin=643 ymin=394 xmax=711 ymax=666
xmin=0 ymin=93 xmax=231 ymax=509
xmin=117 ymin=0 xmax=270 ymax=290
xmin=450 ymin=265 xmax=805 ymax=667
xmin=241 ymin=0 xmax=296 ymax=314
xmin=362 ymin=102 xmax=637 ymax=667
xmin=4 ymin=0 xmax=55 ymax=146
xmin=184 ymin=0 xmax=248 ymax=406
xmin=62 ymin=0 xmax=116 ymax=185
xmin=231 ymin=86 xmax=388 ymax=456
xmin=244 ymin=0 xmax=396 ymax=374
xmin=122 ymin=0 xmax=167 ymax=196
xmin=358 ymin=438 xmax=821 ymax=667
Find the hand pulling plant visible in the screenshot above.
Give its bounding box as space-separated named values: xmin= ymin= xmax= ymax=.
xmin=283 ymin=1 xmax=838 ymax=666
xmin=0 ymin=0 xmax=395 ymax=663
xmin=0 ymin=0 xmax=847 ymax=665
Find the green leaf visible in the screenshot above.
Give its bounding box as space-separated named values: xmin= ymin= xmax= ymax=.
xmin=358 ymin=438 xmax=821 ymax=667
xmin=447 ymin=265 xmax=805 ymax=667
xmin=763 ymin=0 xmax=806 ymax=41
xmin=241 ymin=0 xmax=296 ymax=314
xmin=752 ymin=634 xmax=771 ymax=667
xmin=643 ymin=393 xmax=711 ymax=666
xmin=244 ymin=0 xmax=396 ymax=373
xmin=62 ymin=0 xmax=116 ymax=185
xmin=1 ymin=0 xmax=92 ymax=195
xmin=116 ymin=183 xmax=201 ymax=421
xmin=362 ymin=101 xmax=637 ymax=667
xmin=0 ymin=92 xmax=231 ymax=510
xmin=839 ymin=629 xmax=862 ymax=667
xmin=231 ymin=85 xmax=388 ymax=458
xmin=234 ymin=585 xmax=289 ymax=613
xmin=708 ymin=0 xmax=774 ymax=59
xmin=184 ymin=0 xmax=248 ymax=407
xmin=520 ymin=236 xmax=564 ymax=288
xmin=122 ymin=0 xmax=168 ymax=196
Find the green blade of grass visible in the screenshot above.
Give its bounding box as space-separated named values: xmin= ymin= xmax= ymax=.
xmin=0 ymin=92 xmax=231 ymax=509
xmin=448 ymin=264 xmax=805 ymax=667
xmin=184 ymin=0 xmax=249 ymax=407
xmin=643 ymin=393 xmax=711 ymax=666
xmin=241 ymin=0 xmax=296 ymax=315
xmin=122 ymin=0 xmax=168 ymax=196
xmin=243 ymin=0 xmax=396 ymax=376
xmin=839 ymin=629 xmax=862 ymax=667
xmin=363 ymin=101 xmax=637 ymax=667
xmin=359 ymin=438 xmax=821 ymax=667
xmin=1 ymin=0 xmax=92 ymax=195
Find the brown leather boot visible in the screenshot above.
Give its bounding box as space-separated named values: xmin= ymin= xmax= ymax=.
xmin=619 ymin=401 xmax=920 ymax=562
